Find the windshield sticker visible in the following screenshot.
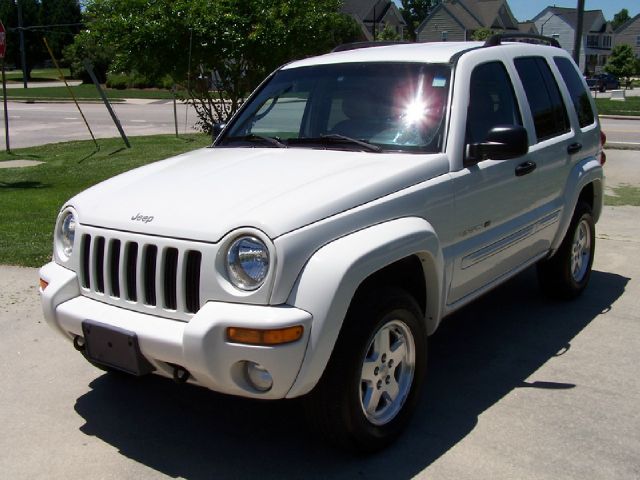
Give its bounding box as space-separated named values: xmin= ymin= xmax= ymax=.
xmin=432 ymin=77 xmax=447 ymax=88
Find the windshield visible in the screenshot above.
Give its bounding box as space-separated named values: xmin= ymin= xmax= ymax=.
xmin=219 ymin=62 xmax=451 ymax=153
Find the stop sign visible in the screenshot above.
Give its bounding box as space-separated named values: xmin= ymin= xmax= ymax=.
xmin=0 ymin=21 xmax=6 ymax=60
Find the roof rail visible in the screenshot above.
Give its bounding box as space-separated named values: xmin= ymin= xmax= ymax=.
xmin=484 ymin=33 xmax=561 ymax=48
xmin=331 ymin=41 xmax=411 ymax=53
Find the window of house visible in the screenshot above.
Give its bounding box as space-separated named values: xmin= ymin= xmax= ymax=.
xmin=602 ymin=36 xmax=611 ymax=48
xmin=636 ymin=35 xmax=640 ymax=47
xmin=586 ymin=35 xmax=599 ymax=47
xmin=441 ymin=31 xmax=448 ymax=41
xmin=554 ymin=56 xmax=595 ymax=128
xmin=466 ymin=61 xmax=522 ymax=146
xmin=514 ymin=57 xmax=570 ymax=142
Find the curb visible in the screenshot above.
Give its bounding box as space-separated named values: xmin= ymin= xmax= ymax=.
xmin=9 ymin=99 xmax=125 ymax=104
xmin=605 ymin=142 xmax=640 ymax=151
xmin=599 ymin=114 xmax=640 ymax=121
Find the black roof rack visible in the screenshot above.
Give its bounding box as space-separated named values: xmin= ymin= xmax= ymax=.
xmin=331 ymin=41 xmax=411 ymax=53
xmin=484 ymin=33 xmax=561 ymax=48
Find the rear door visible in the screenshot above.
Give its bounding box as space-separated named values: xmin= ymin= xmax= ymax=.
xmin=512 ymin=56 xmax=582 ymax=247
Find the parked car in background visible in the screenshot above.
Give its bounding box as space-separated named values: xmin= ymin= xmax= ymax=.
xmin=586 ymin=73 xmax=620 ymax=92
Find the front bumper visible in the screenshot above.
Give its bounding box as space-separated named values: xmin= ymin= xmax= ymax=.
xmin=39 ymin=262 xmax=312 ymax=399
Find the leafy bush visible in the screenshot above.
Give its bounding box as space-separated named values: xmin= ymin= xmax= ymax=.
xmin=106 ymin=72 xmax=174 ymax=89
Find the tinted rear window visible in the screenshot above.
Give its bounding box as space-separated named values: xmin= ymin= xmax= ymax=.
xmin=514 ymin=57 xmax=570 ymax=142
xmin=554 ymin=56 xmax=595 ymax=128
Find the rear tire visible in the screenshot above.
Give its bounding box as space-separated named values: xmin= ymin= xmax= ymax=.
xmin=304 ymin=287 xmax=427 ymax=452
xmin=537 ymin=201 xmax=595 ymax=299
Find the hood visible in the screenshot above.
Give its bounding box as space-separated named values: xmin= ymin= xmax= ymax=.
xmin=69 ymin=147 xmax=449 ymax=242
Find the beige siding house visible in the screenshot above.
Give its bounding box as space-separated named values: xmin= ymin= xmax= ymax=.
xmin=416 ymin=0 xmax=520 ymax=43
xmin=614 ymin=14 xmax=640 ymax=59
xmin=533 ymin=7 xmax=612 ymax=74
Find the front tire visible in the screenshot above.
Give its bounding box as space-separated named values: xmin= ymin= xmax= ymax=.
xmin=304 ymin=287 xmax=427 ymax=452
xmin=537 ymin=201 xmax=595 ymax=299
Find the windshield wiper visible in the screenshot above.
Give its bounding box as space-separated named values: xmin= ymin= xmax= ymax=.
xmin=224 ymin=134 xmax=287 ymax=148
xmin=287 ymin=134 xmax=382 ymax=152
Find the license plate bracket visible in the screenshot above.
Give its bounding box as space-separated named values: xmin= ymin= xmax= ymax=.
xmin=82 ymin=321 xmax=154 ymax=376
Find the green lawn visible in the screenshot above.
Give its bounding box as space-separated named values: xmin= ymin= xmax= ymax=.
xmin=5 ymin=84 xmax=176 ymax=101
xmin=4 ymin=68 xmax=72 ymax=82
xmin=0 ymin=134 xmax=210 ymax=267
xmin=605 ymin=185 xmax=640 ymax=207
xmin=595 ymin=97 xmax=640 ymax=116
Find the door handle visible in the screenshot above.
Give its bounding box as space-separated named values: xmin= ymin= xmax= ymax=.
xmin=515 ymin=161 xmax=537 ymax=177
xmin=567 ymin=142 xmax=582 ymax=154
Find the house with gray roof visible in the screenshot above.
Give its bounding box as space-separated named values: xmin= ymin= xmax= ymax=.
xmin=341 ymin=0 xmax=407 ymax=40
xmin=532 ymin=7 xmax=613 ymax=74
xmin=415 ymin=0 xmax=521 ymax=43
xmin=613 ymin=13 xmax=640 ymax=59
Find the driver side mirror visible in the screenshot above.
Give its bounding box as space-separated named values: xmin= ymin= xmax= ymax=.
xmin=211 ymin=122 xmax=227 ymax=142
xmin=465 ymin=125 xmax=528 ymax=165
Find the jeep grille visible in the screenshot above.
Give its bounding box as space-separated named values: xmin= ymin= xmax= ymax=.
xmin=79 ymin=234 xmax=201 ymax=314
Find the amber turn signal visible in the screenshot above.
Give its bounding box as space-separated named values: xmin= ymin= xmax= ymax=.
xmin=39 ymin=278 xmax=49 ymax=291
xmin=227 ymin=325 xmax=303 ymax=346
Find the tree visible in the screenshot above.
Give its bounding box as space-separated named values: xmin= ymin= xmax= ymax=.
xmin=604 ymin=44 xmax=636 ymax=83
xmin=378 ymin=24 xmax=401 ymax=41
xmin=0 ymin=0 xmax=44 ymax=78
xmin=611 ymin=8 xmax=630 ymax=30
xmin=0 ymin=0 xmax=82 ymax=79
xmin=39 ymin=0 xmax=82 ymax=60
xmin=400 ymin=0 xmax=439 ymax=41
xmin=75 ymin=0 xmax=361 ymax=128
xmin=471 ymin=28 xmax=494 ymax=41
xmin=62 ymin=31 xmax=111 ymax=83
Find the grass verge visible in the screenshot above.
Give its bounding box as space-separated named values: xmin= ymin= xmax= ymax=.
xmin=0 ymin=134 xmax=210 ymax=267
xmin=605 ymin=185 xmax=640 ymax=206
xmin=595 ymin=97 xmax=640 ymax=116
xmin=5 ymin=84 xmax=175 ymax=101
xmin=4 ymin=68 xmax=72 ymax=82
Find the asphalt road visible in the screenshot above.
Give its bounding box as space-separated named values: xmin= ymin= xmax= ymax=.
xmin=0 ymin=151 xmax=639 ymax=478
xmin=0 ymin=100 xmax=200 ymax=149
xmin=0 ymin=100 xmax=638 ymax=149
xmin=601 ymin=117 xmax=640 ymax=147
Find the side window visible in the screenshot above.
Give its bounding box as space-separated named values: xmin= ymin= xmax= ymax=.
xmin=514 ymin=57 xmax=570 ymax=142
xmin=466 ymin=61 xmax=522 ymax=145
xmin=553 ymin=56 xmax=595 ymax=128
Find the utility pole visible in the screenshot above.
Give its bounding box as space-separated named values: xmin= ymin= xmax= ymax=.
xmin=17 ymin=0 xmax=28 ymax=88
xmin=573 ymin=0 xmax=585 ymax=68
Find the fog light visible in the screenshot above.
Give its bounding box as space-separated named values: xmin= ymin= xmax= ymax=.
xmin=245 ymin=361 xmax=273 ymax=392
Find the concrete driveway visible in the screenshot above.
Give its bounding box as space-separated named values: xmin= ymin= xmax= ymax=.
xmin=1 ymin=153 xmax=639 ymax=479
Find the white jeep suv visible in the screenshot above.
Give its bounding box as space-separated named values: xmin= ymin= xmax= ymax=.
xmin=40 ymin=35 xmax=604 ymax=451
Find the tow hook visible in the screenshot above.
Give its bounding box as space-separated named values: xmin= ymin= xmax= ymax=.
xmin=172 ymin=365 xmax=190 ymax=384
xmin=73 ymin=335 xmax=86 ymax=352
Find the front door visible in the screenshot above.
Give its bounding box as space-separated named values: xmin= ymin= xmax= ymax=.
xmin=448 ymin=60 xmax=541 ymax=304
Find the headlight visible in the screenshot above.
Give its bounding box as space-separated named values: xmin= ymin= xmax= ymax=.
xmin=226 ymin=236 xmax=270 ymax=290
xmin=55 ymin=210 xmax=76 ymax=261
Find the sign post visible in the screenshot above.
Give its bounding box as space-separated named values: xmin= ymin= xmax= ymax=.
xmin=0 ymin=20 xmax=10 ymax=153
